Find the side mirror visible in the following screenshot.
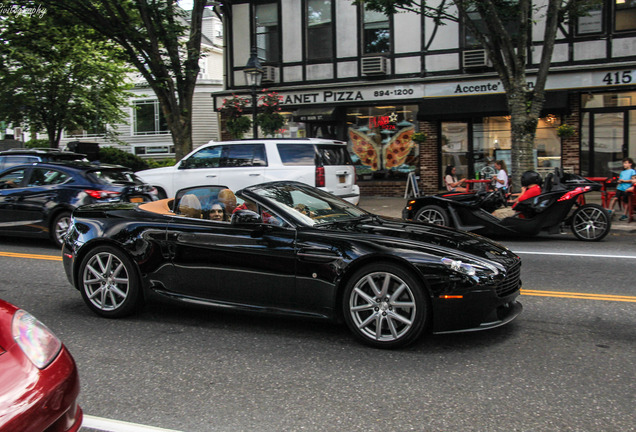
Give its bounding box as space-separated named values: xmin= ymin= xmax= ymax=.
xmin=178 ymin=159 xmax=190 ymax=170
xmin=231 ymin=209 xmax=262 ymax=226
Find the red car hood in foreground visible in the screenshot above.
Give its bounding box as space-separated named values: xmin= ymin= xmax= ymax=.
xmin=0 ymin=300 xmax=82 ymax=432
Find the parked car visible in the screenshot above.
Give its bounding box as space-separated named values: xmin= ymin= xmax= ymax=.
xmin=62 ymin=181 xmax=522 ymax=349
xmin=0 ymin=298 xmax=83 ymax=431
xmin=136 ymin=138 xmax=361 ymax=204
xmin=0 ymin=148 xmax=87 ymax=171
xmin=0 ymin=161 xmax=157 ymax=247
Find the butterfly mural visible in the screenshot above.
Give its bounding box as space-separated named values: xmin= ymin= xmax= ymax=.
xmin=349 ymin=125 xmax=416 ymax=171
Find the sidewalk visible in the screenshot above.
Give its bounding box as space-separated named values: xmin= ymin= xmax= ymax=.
xmin=357 ymin=191 xmax=636 ymax=233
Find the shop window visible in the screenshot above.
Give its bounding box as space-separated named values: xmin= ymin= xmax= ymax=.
xmin=616 ymin=0 xmax=636 ymax=31
xmin=134 ymin=100 xmax=169 ymax=135
xmin=255 ymin=3 xmax=280 ymax=62
xmin=363 ymin=8 xmax=390 ymax=54
xmin=307 ymin=0 xmax=333 ymax=60
xmin=346 ymin=105 xmax=418 ymax=181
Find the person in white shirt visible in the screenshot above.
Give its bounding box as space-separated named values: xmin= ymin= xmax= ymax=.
xmin=492 ymin=160 xmax=509 ymax=192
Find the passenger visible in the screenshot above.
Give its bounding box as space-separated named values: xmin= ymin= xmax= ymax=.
xmin=492 ymin=171 xmax=542 ymax=219
xmin=208 ymin=201 xmax=226 ymax=221
xmin=606 ymin=158 xmax=636 ymax=221
xmin=444 ymin=165 xmax=466 ymax=192
xmin=491 ymin=160 xmax=509 ymax=193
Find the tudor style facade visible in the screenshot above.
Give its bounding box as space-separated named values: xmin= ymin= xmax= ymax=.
xmin=216 ymin=0 xmax=636 ymax=195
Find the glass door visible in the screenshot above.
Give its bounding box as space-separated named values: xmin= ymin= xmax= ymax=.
xmin=441 ymin=122 xmax=469 ymax=188
xmin=593 ymin=112 xmax=624 ymax=177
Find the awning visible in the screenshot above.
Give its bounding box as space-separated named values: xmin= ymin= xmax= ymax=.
xmin=294 ymin=107 xmax=338 ymax=122
xmin=417 ymin=91 xmax=570 ymax=120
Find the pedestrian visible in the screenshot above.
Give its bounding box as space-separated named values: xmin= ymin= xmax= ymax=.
xmin=491 ymin=160 xmax=509 ymax=193
xmin=444 ymin=165 xmax=467 ymax=192
xmin=606 ymin=158 xmax=636 ymax=221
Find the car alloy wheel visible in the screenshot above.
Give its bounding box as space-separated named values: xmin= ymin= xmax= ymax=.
xmin=79 ymin=246 xmax=141 ymax=317
xmin=343 ymin=264 xmax=427 ymax=348
xmin=571 ymin=204 xmax=610 ymax=241
xmin=415 ymin=205 xmax=449 ymax=226
xmin=51 ymin=211 xmax=72 ymax=248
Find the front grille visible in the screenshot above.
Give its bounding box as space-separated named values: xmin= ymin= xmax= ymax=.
xmin=496 ymin=260 xmax=521 ymax=297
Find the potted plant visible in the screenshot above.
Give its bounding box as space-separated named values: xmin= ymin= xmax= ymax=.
xmin=557 ymin=123 xmax=576 ymax=138
xmin=219 ymin=94 xmax=251 ymax=139
xmin=411 ymin=132 xmax=427 ymax=143
xmin=256 ymin=90 xmax=285 ymax=137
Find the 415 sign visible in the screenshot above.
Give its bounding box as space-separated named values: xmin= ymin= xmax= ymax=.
xmin=602 ymin=70 xmax=633 ymax=85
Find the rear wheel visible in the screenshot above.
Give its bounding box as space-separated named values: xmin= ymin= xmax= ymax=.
xmin=342 ymin=264 xmax=428 ymax=349
xmin=571 ymin=204 xmax=611 ymax=241
xmin=78 ymin=246 xmax=142 ymax=317
xmin=50 ymin=211 xmax=71 ymax=248
xmin=414 ymin=205 xmax=449 ymax=226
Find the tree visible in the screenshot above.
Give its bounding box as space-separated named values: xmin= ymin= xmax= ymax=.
xmin=354 ymin=0 xmax=597 ymax=184
xmin=38 ymin=0 xmax=208 ymax=161
xmin=0 ymin=10 xmax=132 ymax=147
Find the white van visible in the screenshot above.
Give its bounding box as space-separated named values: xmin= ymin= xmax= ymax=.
xmin=137 ymin=138 xmax=360 ymax=204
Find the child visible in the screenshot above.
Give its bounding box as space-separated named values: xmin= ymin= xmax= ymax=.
xmin=607 ymin=158 xmax=636 ymax=221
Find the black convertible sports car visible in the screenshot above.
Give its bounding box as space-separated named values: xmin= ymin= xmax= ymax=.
xmin=62 ymin=181 xmax=522 ymax=348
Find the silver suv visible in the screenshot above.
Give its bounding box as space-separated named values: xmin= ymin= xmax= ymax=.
xmin=137 ymin=138 xmax=360 ymax=204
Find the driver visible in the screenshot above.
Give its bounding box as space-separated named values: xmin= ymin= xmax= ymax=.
xmin=492 ymin=171 xmax=542 ymax=219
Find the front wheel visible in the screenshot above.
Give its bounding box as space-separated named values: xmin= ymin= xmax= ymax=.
xmin=342 ymin=264 xmax=428 ymax=349
xmin=571 ymin=204 xmax=611 ymax=241
xmin=78 ymin=246 xmax=142 ymax=317
xmin=414 ymin=205 xmax=449 ymax=226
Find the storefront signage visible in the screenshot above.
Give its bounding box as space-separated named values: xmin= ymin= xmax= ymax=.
xmin=369 ymin=114 xmax=397 ymax=130
xmin=214 ymin=68 xmax=635 ymax=108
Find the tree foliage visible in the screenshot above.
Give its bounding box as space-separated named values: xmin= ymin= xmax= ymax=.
xmin=0 ymin=7 xmax=132 ymax=148
xmin=354 ymin=0 xmax=598 ymax=184
xmin=38 ymin=0 xmax=208 ymax=161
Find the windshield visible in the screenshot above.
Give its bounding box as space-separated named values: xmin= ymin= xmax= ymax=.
xmin=248 ymin=183 xmax=368 ymax=226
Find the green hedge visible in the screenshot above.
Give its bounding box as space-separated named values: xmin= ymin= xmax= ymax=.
xmin=98 ymin=147 xmax=149 ymax=171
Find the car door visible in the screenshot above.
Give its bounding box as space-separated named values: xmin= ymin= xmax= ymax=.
xmin=0 ymin=167 xmax=31 ymax=230
xmin=217 ymin=144 xmax=267 ymax=191
xmin=166 ymin=205 xmax=297 ymax=308
xmin=172 ymin=145 xmax=224 ymax=192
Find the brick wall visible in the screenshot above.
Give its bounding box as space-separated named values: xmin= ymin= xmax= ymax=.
xmin=561 ymin=93 xmax=581 ymax=173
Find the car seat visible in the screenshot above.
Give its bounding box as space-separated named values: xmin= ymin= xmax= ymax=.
xmin=178 ymin=194 xmax=202 ymax=218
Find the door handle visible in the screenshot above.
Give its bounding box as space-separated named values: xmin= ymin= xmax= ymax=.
xmin=249 ymin=173 xmax=261 ymax=176
xmin=206 ymin=175 xmax=217 ymax=178
xmin=4 ymin=196 xmax=17 ymax=202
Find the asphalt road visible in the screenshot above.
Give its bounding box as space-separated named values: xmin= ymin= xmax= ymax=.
xmin=0 ymin=233 xmax=634 ymax=432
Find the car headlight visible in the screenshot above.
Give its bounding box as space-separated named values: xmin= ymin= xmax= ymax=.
xmin=12 ymin=309 xmax=62 ymax=369
xmin=441 ymin=257 xmax=499 ymax=277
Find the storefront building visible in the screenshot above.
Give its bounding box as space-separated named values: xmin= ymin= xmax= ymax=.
xmin=216 ymin=1 xmax=636 ymax=195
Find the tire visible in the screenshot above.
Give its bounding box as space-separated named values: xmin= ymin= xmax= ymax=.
xmin=50 ymin=211 xmax=72 ymax=248
xmin=570 ymin=204 xmax=611 ymax=241
xmin=342 ymin=264 xmax=428 ymax=349
xmin=414 ymin=205 xmax=449 ymax=226
xmin=78 ymin=245 xmax=142 ymax=318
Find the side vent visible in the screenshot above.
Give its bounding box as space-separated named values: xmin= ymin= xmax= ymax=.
xmin=262 ymin=65 xmax=277 ymax=83
xmin=361 ymin=56 xmax=388 ymax=75
xmin=462 ymin=49 xmax=491 ymax=68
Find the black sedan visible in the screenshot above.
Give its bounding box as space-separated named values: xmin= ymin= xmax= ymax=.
xmin=62 ymin=182 xmax=522 ymax=348
xmin=0 ymin=161 xmax=156 ymax=247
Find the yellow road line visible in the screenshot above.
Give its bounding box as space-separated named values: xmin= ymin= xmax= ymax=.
xmin=0 ymin=251 xmax=62 ymax=261
xmin=521 ymin=289 xmax=636 ymax=303
xmin=0 ymin=252 xmax=635 ymax=302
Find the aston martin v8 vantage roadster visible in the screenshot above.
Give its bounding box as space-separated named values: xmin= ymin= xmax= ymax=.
xmin=62 ymin=181 xmax=522 ymax=348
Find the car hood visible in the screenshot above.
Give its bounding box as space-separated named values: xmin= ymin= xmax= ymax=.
xmin=136 ymin=165 xmax=175 ymax=179
xmin=319 ymin=216 xmax=518 ymax=266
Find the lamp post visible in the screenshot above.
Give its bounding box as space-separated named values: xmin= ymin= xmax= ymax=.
xmin=244 ymin=48 xmax=264 ymax=138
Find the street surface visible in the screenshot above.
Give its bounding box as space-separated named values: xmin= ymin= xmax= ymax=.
xmin=0 ymin=229 xmax=634 ymax=432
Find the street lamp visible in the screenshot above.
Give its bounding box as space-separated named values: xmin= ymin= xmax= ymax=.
xmin=244 ymin=48 xmax=264 ymax=138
